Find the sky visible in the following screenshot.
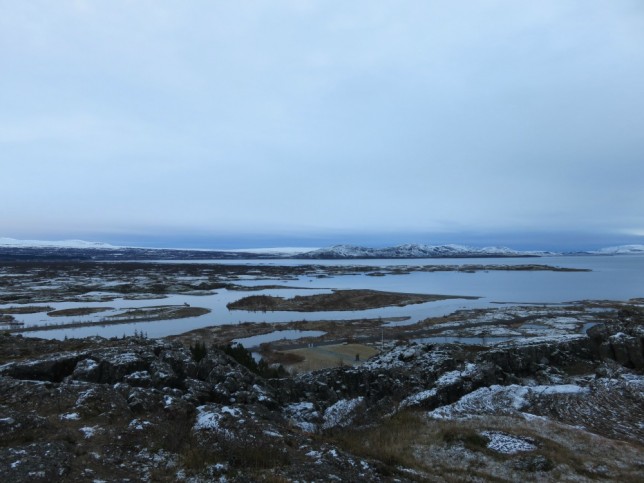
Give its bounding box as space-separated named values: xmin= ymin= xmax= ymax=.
xmin=1 ymin=1 xmax=643 ymax=250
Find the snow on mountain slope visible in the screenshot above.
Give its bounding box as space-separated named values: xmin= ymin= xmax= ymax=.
xmin=303 ymin=244 xmax=379 ymax=258
xmin=298 ymin=243 xmax=542 ymax=259
xmin=0 ymin=238 xmax=119 ymax=249
xmin=224 ymin=247 xmax=318 ymax=255
xmin=592 ymin=245 xmax=644 ymax=254
xmin=0 ymin=238 xmax=313 ymax=256
xmin=5 ymin=237 xmax=640 ymax=258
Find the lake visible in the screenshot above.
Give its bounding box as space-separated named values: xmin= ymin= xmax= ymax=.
xmin=10 ymin=255 xmax=644 ymax=340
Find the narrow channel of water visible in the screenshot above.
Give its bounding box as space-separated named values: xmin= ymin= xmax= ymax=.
xmin=6 ymin=255 xmax=642 ymax=339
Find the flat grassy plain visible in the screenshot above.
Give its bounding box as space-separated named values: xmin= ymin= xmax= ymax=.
xmin=281 ymin=343 xmax=380 ymax=371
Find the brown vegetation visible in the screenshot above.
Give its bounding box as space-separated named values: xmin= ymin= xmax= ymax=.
xmin=331 ymin=410 xmax=644 ymax=481
xmin=47 ymin=307 xmax=113 ymax=317
xmin=0 ymin=306 xmax=54 ymax=314
xmin=227 ymin=289 xmax=476 ymax=312
xmin=282 ymin=343 xmax=379 ymax=372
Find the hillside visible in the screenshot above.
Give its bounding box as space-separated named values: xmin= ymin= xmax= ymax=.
xmin=1 ymin=308 xmax=642 ymax=481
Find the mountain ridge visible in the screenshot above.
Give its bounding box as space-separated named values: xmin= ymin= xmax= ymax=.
xmin=1 ymin=237 xmax=643 ymax=260
xmin=296 ymin=243 xmax=552 ymax=259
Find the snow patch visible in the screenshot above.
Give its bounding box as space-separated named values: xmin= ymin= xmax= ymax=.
xmin=428 ymin=385 xmax=530 ymax=419
xmin=436 ymin=371 xmax=461 ymax=386
xmin=60 ymin=412 xmax=81 ymax=421
xmin=252 ymin=384 xmax=270 ymax=402
xmin=481 ymin=431 xmax=537 ymax=454
xmin=530 ymin=384 xmax=589 ymax=395
xmin=193 ymin=405 xmax=241 ymax=436
xmin=79 ymin=426 xmax=98 ymax=439
xmin=400 ymin=388 xmax=437 ymax=408
xmin=129 ymin=419 xmax=152 ymax=430
xmin=436 ymin=364 xmax=476 ymax=387
xmin=429 ymin=384 xmax=589 ymax=420
xmin=322 ymin=397 xmax=364 ymax=429
xmin=127 ymin=371 xmax=151 ymax=380
xmin=306 ymin=450 xmax=322 ymax=460
xmin=262 ymin=430 xmax=282 ymax=438
xmin=498 ymin=334 xmax=587 ymax=347
xmin=110 ymin=352 xmax=139 ymax=364
xmin=78 ymin=359 xmax=99 ymax=371
xmin=284 ymin=401 xmax=319 ymax=433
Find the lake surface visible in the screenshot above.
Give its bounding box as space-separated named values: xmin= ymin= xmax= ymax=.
xmin=9 ymin=255 xmax=644 ymax=340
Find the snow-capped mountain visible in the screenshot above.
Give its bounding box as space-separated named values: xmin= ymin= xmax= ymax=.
xmin=3 ymin=237 xmax=641 ymax=261
xmin=591 ymin=245 xmax=644 ymax=255
xmin=0 ymin=237 xmax=311 ymax=261
xmin=297 ymin=244 xmax=544 ymax=259
xmin=223 ymin=247 xmax=317 ymax=255
xmin=0 ymin=237 xmax=118 ymax=249
xmin=299 ymin=244 xmax=379 ymax=258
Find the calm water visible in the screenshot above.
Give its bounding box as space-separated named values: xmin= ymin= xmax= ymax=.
xmin=8 ymin=255 xmax=644 ymax=340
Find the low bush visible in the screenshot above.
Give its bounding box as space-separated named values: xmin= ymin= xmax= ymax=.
xmin=218 ymin=343 xmax=287 ymax=378
xmin=189 ymin=340 xmax=208 ymax=362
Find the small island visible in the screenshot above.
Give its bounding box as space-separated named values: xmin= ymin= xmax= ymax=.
xmin=226 ymin=289 xmax=478 ymax=312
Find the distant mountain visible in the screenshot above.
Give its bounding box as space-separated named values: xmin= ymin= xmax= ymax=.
xmin=223 ymin=247 xmax=317 ymax=255
xmin=0 ymin=237 xmax=117 ymax=249
xmin=2 ymin=237 xmax=641 ymax=261
xmin=589 ymin=244 xmax=644 ymax=255
xmin=296 ymin=244 xmax=548 ymax=259
xmin=0 ymin=238 xmax=280 ymax=261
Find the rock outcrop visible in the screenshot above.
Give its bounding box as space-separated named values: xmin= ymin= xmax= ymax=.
xmin=0 ymin=311 xmax=642 ymax=482
xmin=587 ymin=308 xmax=644 ymax=369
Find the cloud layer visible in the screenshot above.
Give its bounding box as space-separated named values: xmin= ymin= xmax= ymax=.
xmin=2 ymin=1 xmax=643 ymax=248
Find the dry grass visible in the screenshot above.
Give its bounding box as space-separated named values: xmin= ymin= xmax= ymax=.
xmin=259 ymin=347 xmax=305 ymax=365
xmin=47 ymin=307 xmax=113 ymax=317
xmin=329 ymin=410 xmax=644 ymax=481
xmin=0 ymin=305 xmax=54 ymax=314
xmin=282 ymin=343 xmax=379 ymax=372
xmin=330 ymin=410 xmax=426 ymax=476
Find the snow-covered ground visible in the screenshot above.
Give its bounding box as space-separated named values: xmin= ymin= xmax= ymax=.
xmin=0 ymin=238 xmax=118 ymax=249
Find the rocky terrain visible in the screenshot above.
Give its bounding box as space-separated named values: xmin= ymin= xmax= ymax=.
xmin=0 ymin=306 xmax=642 ymax=481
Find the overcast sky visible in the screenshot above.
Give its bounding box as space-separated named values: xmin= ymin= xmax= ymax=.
xmin=2 ymin=1 xmax=643 ymax=249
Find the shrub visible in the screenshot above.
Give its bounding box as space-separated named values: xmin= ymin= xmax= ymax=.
xmin=190 ymin=340 xmax=208 ymax=362
xmin=218 ymin=343 xmax=287 ymax=378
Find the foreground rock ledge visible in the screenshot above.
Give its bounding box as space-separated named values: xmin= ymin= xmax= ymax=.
xmin=0 ymin=309 xmax=642 ymax=482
